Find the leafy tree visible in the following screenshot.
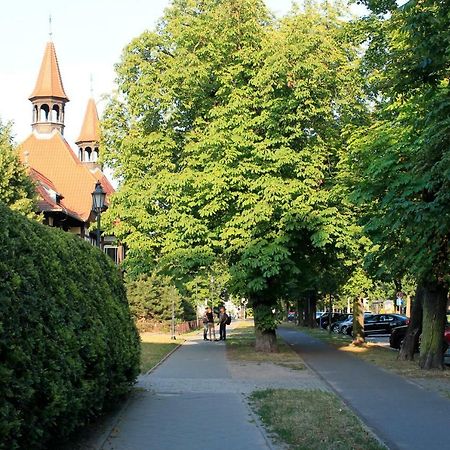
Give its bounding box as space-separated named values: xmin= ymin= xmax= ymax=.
xmin=102 ymin=0 xmax=364 ymax=351
xmin=349 ymin=0 xmax=450 ymax=368
xmin=126 ymin=273 xmax=183 ymax=323
xmin=0 ymin=120 xmax=36 ymax=215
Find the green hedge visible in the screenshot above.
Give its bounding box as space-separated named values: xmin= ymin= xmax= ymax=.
xmin=0 ymin=203 xmax=140 ymax=449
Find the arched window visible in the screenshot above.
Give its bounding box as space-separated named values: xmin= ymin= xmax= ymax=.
xmin=92 ymin=147 xmax=99 ymax=162
xmin=85 ymin=146 xmax=92 ymax=161
xmin=40 ymin=104 xmax=50 ymax=122
xmin=78 ymin=148 xmax=83 ymax=161
xmin=51 ymin=104 xmax=60 ymax=122
xmin=33 ymin=105 xmax=38 ymax=122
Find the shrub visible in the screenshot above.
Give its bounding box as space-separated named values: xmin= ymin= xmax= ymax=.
xmin=0 ymin=203 xmax=140 ymax=449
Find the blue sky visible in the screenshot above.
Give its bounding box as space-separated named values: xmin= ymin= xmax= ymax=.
xmin=0 ymin=0 xmax=364 ymax=145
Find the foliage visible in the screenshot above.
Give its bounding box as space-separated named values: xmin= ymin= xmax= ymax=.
xmin=101 ymin=0 xmax=365 ymax=337
xmin=0 ymin=120 xmax=36 ymax=216
xmin=347 ymin=0 xmax=450 ymax=366
xmin=0 ymin=203 xmax=140 ymax=449
xmin=126 ymin=273 xmax=183 ymax=322
xmin=347 ymin=0 xmax=450 ymax=283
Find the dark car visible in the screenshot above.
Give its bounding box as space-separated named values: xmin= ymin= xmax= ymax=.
xmin=345 ymin=314 xmax=409 ymax=336
xmin=390 ymin=323 xmax=450 ymax=354
xmin=316 ymin=313 xmax=352 ymax=329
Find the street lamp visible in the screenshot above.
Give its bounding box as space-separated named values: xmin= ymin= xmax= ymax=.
xmin=171 ymin=292 xmax=176 ymax=340
xmin=91 ymin=181 xmax=106 ymax=248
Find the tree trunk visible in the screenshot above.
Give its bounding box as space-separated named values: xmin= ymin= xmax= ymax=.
xmin=419 ymin=280 xmax=448 ymax=370
xmin=252 ymin=299 xmax=278 ymax=353
xmin=398 ymin=284 xmax=424 ymax=361
xmin=304 ymin=290 xmax=317 ymax=327
xmin=297 ymin=298 xmax=306 ymax=326
xmin=255 ymin=327 xmax=278 ymax=352
xmin=352 ymin=296 xmax=365 ymax=346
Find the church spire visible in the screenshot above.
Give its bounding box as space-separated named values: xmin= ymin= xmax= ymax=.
xmin=29 ymin=41 xmax=69 ymax=134
xmin=76 ymin=97 xmax=101 ymax=168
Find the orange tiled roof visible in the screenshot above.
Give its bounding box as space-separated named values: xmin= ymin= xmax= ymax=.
xmin=29 ymin=168 xmax=83 ymax=220
xmin=92 ymin=168 xmax=115 ymax=195
xmin=29 ymin=42 xmax=69 ymax=101
xmin=19 ymin=132 xmax=113 ymax=222
xmin=76 ymin=98 xmax=100 ymax=143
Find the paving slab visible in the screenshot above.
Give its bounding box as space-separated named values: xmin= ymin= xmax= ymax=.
xmin=101 ymin=336 xmax=275 ymax=450
xmin=278 ymin=326 xmax=450 ymax=450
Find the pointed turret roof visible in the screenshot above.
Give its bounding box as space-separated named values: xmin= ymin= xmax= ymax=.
xmin=76 ymin=98 xmax=100 ymax=143
xmin=29 ymin=42 xmax=69 ymax=101
xmin=19 ymin=132 xmax=113 ymax=222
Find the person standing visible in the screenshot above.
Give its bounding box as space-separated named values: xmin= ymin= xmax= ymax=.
xmin=218 ymin=306 xmax=229 ymax=341
xmin=202 ymin=308 xmax=209 ymax=340
xmin=206 ymin=307 xmax=216 ymax=341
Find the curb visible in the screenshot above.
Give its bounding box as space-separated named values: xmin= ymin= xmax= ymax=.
xmin=144 ymin=339 xmax=185 ymax=375
xmin=95 ymin=339 xmax=187 ymax=449
xmin=244 ymin=394 xmax=286 ymax=450
xmin=278 ymin=328 xmax=391 ymax=450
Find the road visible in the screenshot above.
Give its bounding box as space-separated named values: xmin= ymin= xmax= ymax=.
xmin=365 ymin=334 xmax=391 ymax=347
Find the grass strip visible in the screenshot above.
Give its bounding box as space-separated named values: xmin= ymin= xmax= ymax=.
xmin=250 ymin=389 xmax=386 ymax=450
xmin=140 ymin=333 xmax=180 ymax=373
xmin=227 ymin=322 xmax=304 ymax=368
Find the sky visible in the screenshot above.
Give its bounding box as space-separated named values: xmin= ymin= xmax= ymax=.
xmin=0 ymin=0 xmax=365 ymax=147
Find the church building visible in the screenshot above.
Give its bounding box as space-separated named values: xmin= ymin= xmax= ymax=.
xmin=18 ymin=41 xmax=122 ymax=263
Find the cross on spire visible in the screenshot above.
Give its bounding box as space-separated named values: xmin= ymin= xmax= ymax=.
xmin=90 ymin=74 xmax=94 ymax=97
xmin=49 ymin=15 xmax=53 ymax=40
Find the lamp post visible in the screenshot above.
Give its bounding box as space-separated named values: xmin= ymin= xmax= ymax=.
xmin=171 ymin=292 xmax=176 ymax=340
xmin=91 ymin=181 xmax=106 ymax=248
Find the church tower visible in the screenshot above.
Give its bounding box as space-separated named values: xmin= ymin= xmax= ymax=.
xmin=29 ymin=41 xmax=69 ymax=134
xmin=76 ymin=98 xmax=101 ymax=169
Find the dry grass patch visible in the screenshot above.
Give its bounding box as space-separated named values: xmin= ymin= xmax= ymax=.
xmin=140 ymin=333 xmax=181 ymax=373
xmin=250 ymin=389 xmax=386 ymax=450
xmin=227 ymin=322 xmax=305 ymax=368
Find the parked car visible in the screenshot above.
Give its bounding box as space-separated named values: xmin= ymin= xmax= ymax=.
xmin=316 ymin=313 xmax=352 ymax=329
xmin=390 ymin=322 xmax=450 ymax=354
xmin=389 ymin=325 xmax=418 ymax=351
xmin=345 ymin=314 xmax=409 ymax=336
xmin=334 ymin=316 xmax=356 ymax=334
xmin=332 ymin=313 xmax=373 ymax=334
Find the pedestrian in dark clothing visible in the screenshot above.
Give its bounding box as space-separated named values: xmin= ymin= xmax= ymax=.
xmin=218 ymin=306 xmax=228 ymax=341
xmin=202 ymin=308 xmax=209 ymax=340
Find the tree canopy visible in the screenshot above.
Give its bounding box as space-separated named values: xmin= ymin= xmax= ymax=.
xmin=100 ymin=0 xmax=449 ymax=365
xmin=346 ymin=0 xmax=450 ymax=367
xmin=102 ymin=0 xmax=365 ymax=347
xmin=0 ymin=120 xmax=36 ymax=215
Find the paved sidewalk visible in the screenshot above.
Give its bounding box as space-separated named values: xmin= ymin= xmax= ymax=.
xmin=101 ymin=332 xmax=276 ymax=450
xmin=278 ymin=326 xmax=450 ymax=450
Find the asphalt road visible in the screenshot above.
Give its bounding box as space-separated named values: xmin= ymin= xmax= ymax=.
xmin=365 ymin=334 xmax=391 ymax=347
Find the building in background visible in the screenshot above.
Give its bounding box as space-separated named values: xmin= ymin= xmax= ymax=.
xmin=18 ymin=40 xmax=122 ymax=263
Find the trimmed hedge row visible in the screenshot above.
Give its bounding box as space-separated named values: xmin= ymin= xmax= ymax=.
xmin=0 ymin=204 xmax=140 ymax=449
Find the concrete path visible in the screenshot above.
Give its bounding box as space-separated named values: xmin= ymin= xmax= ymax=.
xmin=101 ymin=333 xmax=275 ymax=450
xmin=278 ymin=326 xmax=450 ymax=450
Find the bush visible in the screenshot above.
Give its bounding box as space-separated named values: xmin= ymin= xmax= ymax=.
xmin=0 ymin=203 xmax=140 ymax=449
